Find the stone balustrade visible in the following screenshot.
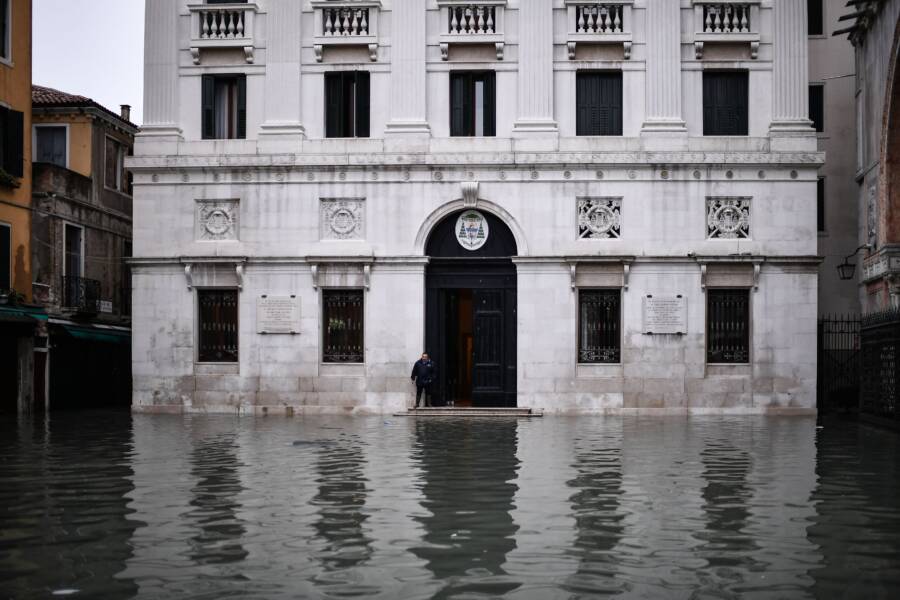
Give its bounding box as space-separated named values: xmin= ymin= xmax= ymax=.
xmin=564 ymin=1 xmax=633 ymax=60
xmin=575 ymin=3 xmax=624 ymax=34
xmin=692 ymin=0 xmax=760 ymax=59
xmin=437 ymin=1 xmax=507 ymax=60
xmin=188 ymin=3 xmax=258 ymax=64
xmin=312 ymin=1 xmax=381 ymax=62
xmin=701 ymin=3 xmax=752 ymax=33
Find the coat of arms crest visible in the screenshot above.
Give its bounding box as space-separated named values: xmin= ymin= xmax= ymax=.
xmin=455 ymin=210 xmax=489 ymax=251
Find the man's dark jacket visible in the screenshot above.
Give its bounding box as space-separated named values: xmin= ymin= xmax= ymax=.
xmin=411 ymin=359 xmax=437 ymax=387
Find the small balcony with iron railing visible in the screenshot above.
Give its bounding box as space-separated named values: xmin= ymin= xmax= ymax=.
xmin=692 ymin=1 xmax=760 ymax=59
xmin=61 ymin=276 xmax=101 ymax=315
xmin=437 ymin=1 xmax=507 ymax=61
xmin=312 ymin=1 xmax=382 ymax=62
xmin=188 ymin=2 xmax=259 ymax=65
xmin=564 ymin=1 xmax=633 ymax=60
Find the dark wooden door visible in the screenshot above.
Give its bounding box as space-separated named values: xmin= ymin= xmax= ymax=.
xmin=472 ymin=289 xmax=505 ymax=407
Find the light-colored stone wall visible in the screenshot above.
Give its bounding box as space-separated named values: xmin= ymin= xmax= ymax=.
xmin=131 ymin=0 xmax=822 ymax=414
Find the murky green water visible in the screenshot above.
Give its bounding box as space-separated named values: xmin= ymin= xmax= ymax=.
xmin=0 ymin=413 xmax=898 ymax=599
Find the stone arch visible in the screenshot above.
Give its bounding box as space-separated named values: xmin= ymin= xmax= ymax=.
xmin=414 ymin=198 xmax=529 ymax=256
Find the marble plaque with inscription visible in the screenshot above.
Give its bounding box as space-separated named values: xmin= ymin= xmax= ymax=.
xmin=257 ymin=296 xmax=300 ymax=334
xmin=642 ymin=295 xmax=687 ymax=335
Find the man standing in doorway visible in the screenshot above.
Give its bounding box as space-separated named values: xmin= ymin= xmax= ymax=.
xmin=411 ymin=353 xmax=437 ymax=408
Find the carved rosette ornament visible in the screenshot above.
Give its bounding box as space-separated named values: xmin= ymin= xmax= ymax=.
xmin=321 ymin=198 xmax=365 ymax=240
xmin=197 ymin=200 xmax=239 ymax=241
xmin=578 ymin=197 xmax=622 ymax=239
xmin=707 ymin=197 xmax=751 ymax=239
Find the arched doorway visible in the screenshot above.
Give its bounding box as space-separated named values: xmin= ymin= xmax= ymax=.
xmin=425 ymin=209 xmax=518 ymax=408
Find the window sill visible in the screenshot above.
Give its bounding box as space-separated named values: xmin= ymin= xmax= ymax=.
xmin=0 ymin=56 xmax=13 ymax=68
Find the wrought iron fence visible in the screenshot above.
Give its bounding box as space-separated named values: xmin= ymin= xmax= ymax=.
xmin=817 ymin=315 xmax=861 ymax=413
xmin=860 ymin=308 xmax=900 ymax=421
xmin=61 ymin=276 xmax=101 ymax=313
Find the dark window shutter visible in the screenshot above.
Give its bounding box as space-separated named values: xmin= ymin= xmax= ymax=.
xmin=483 ymin=71 xmax=496 ymax=137
xmin=4 ymin=109 xmax=23 ymax=177
xmin=817 ymin=178 xmax=826 ymax=232
xmin=236 ymin=75 xmax=247 ymax=139
xmin=325 ymin=73 xmax=345 ymax=138
xmin=450 ymin=73 xmax=467 ymax=136
xmin=201 ymin=75 xmax=215 ymax=140
xmin=0 ymin=223 xmax=10 ymax=290
xmin=576 ymin=73 xmax=592 ymax=136
xmin=809 ymin=85 xmax=824 ymax=132
xmin=704 ymin=72 xmax=748 ymax=136
xmin=605 ymin=72 xmax=623 ymax=136
xmin=355 ymin=71 xmax=370 ymax=138
xmin=808 ymin=0 xmax=824 ymax=35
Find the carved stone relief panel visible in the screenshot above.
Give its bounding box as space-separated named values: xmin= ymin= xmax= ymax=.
xmin=706 ymin=197 xmax=751 ymax=240
xmin=578 ymin=197 xmax=622 ymax=239
xmin=320 ymin=198 xmax=365 ymax=241
xmin=196 ymin=199 xmax=240 ymax=241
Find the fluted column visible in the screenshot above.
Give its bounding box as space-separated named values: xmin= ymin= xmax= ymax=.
xmin=770 ymin=0 xmax=813 ymax=132
xmin=385 ymin=0 xmax=430 ymax=135
xmin=513 ymin=0 xmax=558 ymax=134
xmin=261 ymin=0 xmax=305 ymax=140
xmin=641 ymin=0 xmax=686 ymax=133
xmin=142 ymin=0 xmax=181 ymax=136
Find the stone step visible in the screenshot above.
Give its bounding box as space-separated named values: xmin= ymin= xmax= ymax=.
xmin=394 ymin=407 xmax=543 ymax=418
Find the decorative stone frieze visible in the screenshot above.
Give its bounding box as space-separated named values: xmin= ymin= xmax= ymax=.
xmin=578 ymin=197 xmax=622 ymax=239
xmin=196 ymin=199 xmax=239 ymax=241
xmin=320 ymin=198 xmax=365 ymax=241
xmin=706 ymin=197 xmax=751 ymax=239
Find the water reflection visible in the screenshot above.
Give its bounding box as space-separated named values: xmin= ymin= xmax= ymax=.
xmin=411 ymin=419 xmax=521 ymax=598
xmin=565 ymin=430 xmax=625 ymax=596
xmin=187 ymin=434 xmax=248 ymax=565
xmin=0 ymin=411 xmax=140 ymax=598
xmin=308 ymin=436 xmax=373 ymax=591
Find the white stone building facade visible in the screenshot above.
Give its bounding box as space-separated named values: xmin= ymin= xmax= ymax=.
xmin=130 ymin=0 xmax=822 ymax=415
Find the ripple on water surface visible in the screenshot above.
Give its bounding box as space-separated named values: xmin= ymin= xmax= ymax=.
xmin=0 ymin=412 xmax=898 ymax=599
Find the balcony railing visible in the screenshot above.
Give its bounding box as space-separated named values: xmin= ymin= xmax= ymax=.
xmin=62 ymin=276 xmax=101 ymax=314
xmin=312 ymin=1 xmax=381 ymax=62
xmin=565 ymin=1 xmax=633 ymax=60
xmin=188 ymin=3 xmax=258 ymax=65
xmin=437 ymin=1 xmax=507 ymax=60
xmin=692 ymin=1 xmax=760 ymax=59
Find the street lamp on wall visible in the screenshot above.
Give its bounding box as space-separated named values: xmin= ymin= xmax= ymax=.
xmin=836 ymin=244 xmax=873 ymax=281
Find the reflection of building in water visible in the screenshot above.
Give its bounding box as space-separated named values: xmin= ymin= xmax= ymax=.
xmin=188 ymin=435 xmax=248 ymax=565
xmin=310 ymin=440 xmax=372 ymax=572
xmin=565 ymin=429 xmax=625 ymax=595
xmin=696 ymin=440 xmax=760 ymax=574
xmin=0 ymin=413 xmax=140 ymax=598
xmin=411 ymin=420 xmax=521 ymax=598
xmin=808 ymin=422 xmax=900 ymax=597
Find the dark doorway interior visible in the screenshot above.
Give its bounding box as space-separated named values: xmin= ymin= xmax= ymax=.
xmin=0 ymin=335 xmax=18 ymax=413
xmin=425 ymin=210 xmax=518 ymax=408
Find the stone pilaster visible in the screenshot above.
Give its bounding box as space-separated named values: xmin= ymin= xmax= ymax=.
xmin=770 ymin=0 xmax=814 ymax=135
xmin=260 ymin=0 xmax=305 ymax=141
xmin=142 ymin=0 xmax=181 ymax=137
xmin=641 ymin=0 xmax=686 ymax=134
xmin=512 ymin=0 xmax=558 ymax=135
xmin=385 ymin=0 xmax=430 ymax=136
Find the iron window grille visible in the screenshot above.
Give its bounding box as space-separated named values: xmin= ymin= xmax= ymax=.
xmin=323 ymin=289 xmax=365 ymax=363
xmin=707 ymin=289 xmax=750 ymax=364
xmin=578 ymin=289 xmax=621 ymax=364
xmin=198 ymin=289 xmax=239 ymax=363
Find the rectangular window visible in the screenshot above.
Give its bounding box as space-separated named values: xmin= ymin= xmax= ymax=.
xmin=576 ymin=72 xmax=623 ymax=136
xmin=35 ymin=126 xmax=67 ymax=167
xmin=0 ymin=0 xmax=9 ymax=61
xmin=817 ymin=177 xmax=826 ymax=232
xmin=104 ymin=137 xmax=128 ymax=191
xmin=578 ymin=289 xmax=621 ymax=364
xmin=64 ymin=223 xmax=83 ymax=279
xmin=703 ymin=72 xmax=749 ymax=136
xmin=808 ymin=0 xmax=824 ymax=36
xmin=809 ymin=84 xmax=824 ymax=133
xmin=450 ymin=71 xmax=496 ymax=137
xmin=0 ymin=106 xmax=24 ymax=177
xmin=707 ymin=289 xmax=750 ymax=364
xmin=325 ymin=71 xmax=370 ymax=138
xmin=323 ymin=289 xmax=364 ymax=363
xmin=198 ymin=289 xmax=239 ymax=363
xmin=201 ymin=74 xmax=247 ymax=140
xmin=0 ymin=222 xmax=9 ymax=290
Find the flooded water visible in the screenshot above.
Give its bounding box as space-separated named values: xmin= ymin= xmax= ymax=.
xmin=1 ymin=413 xmax=899 ymax=599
